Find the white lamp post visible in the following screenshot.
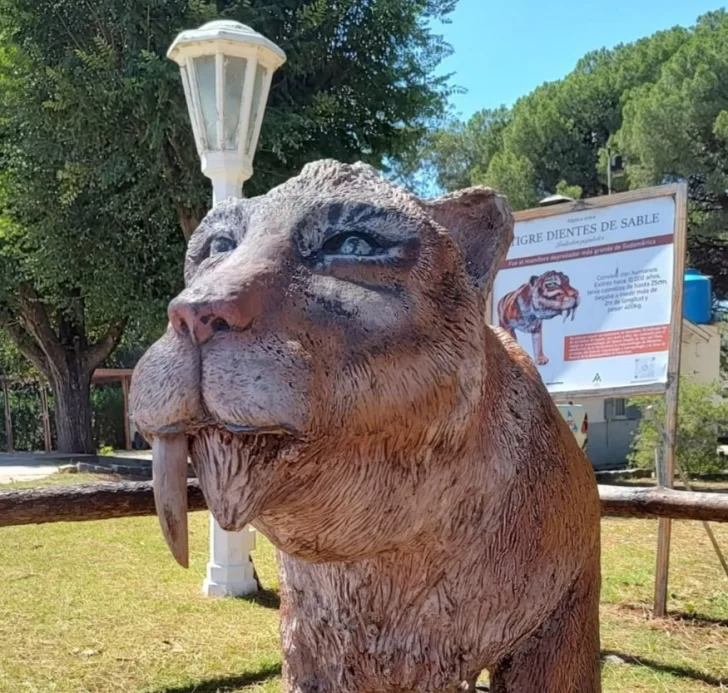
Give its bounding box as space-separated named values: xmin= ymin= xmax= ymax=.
xmin=168 ymin=19 xmax=286 ymax=204
xmin=167 ymin=20 xmax=286 ymax=597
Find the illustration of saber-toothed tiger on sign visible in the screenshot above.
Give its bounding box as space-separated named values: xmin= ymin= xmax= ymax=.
xmin=498 ymin=270 xmax=580 ymax=366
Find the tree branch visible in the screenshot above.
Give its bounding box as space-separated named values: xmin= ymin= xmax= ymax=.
xmin=85 ymin=317 xmax=127 ymax=372
xmin=0 ymin=306 xmax=50 ymax=378
xmin=16 ymin=282 xmax=64 ymax=364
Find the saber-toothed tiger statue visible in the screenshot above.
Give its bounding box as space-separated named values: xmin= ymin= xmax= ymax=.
xmin=131 ymin=161 xmax=601 ymax=693
xmin=497 ymin=270 xmax=580 ymax=365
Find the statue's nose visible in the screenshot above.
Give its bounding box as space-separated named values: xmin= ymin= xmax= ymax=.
xmin=168 ymin=296 xmax=255 ymax=345
xmin=167 ymin=259 xmax=279 ymax=345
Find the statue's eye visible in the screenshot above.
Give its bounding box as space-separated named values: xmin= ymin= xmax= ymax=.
xmin=322 ymin=232 xmax=383 ymax=257
xmin=210 ymin=237 xmax=236 ymax=256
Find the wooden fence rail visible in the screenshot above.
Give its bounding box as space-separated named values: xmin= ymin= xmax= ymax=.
xmin=0 ymin=481 xmax=727 ymax=528
xmin=598 ymin=485 xmax=728 ymax=523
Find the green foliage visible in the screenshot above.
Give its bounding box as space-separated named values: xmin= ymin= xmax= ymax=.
xmin=476 ymin=150 xmax=538 ymax=210
xmin=422 ymin=11 xmax=728 ymax=297
xmin=2 ymin=383 xmax=45 ymax=451
xmin=409 ymin=107 xmax=511 ymax=194
xmin=424 ymin=20 xmax=694 ymax=203
xmin=555 ymin=180 xmax=583 ymax=200
xmin=0 ymin=332 xmax=36 ymax=380
xmin=628 ymin=378 xmax=728 ymax=475
xmin=616 ymin=13 xmax=728 ymax=194
xmin=0 ymin=0 xmax=456 ymax=329
xmin=91 ymin=385 xmax=125 ymax=451
xmin=0 ymin=0 xmax=456 ymax=449
xmin=0 ymin=379 xmax=134 ymax=452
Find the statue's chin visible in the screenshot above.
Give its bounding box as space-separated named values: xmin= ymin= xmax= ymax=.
xmin=189 ymin=427 xmax=289 ymax=531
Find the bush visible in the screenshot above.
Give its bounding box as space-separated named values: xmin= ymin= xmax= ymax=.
xmin=628 ymin=378 xmax=728 ymax=475
xmin=5 ymin=383 xmax=45 ymax=452
xmin=1 ymin=381 xmax=125 ymax=452
xmin=91 ymin=385 xmax=125 ymax=451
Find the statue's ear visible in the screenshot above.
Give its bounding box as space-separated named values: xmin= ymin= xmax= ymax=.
xmin=424 ymin=188 xmax=514 ymax=296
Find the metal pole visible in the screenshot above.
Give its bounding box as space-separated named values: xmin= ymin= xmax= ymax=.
xmin=201 ymin=176 xmax=258 ymax=598
xmin=606 ymin=145 xmax=612 ymax=195
xmin=211 ymin=177 xmax=243 ymax=206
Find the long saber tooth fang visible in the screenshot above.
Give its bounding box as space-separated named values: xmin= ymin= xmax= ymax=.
xmin=152 ymin=435 xmax=189 ymax=568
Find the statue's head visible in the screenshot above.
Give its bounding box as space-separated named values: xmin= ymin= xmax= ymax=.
xmin=130 ymin=160 xmax=513 ymax=566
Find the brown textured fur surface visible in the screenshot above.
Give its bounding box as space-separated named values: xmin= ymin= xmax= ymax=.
xmin=130 ymin=160 xmax=601 ymax=692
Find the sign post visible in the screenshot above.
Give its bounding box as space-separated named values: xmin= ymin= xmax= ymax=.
xmin=489 ymin=184 xmax=688 ymax=617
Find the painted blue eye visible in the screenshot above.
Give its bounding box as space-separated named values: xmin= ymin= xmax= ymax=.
xmin=210 ymin=237 xmax=236 ymax=256
xmin=322 ymin=233 xmax=382 ymax=257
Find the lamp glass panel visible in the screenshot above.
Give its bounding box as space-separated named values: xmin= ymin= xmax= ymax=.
xmin=246 ymin=64 xmax=267 ymax=154
xmin=193 ymin=56 xmax=217 ymax=148
xmin=223 ymin=56 xmax=247 ymax=150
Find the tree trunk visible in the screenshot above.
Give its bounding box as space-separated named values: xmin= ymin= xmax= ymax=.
xmin=176 ymin=204 xmax=204 ymax=242
xmin=2 ymin=284 xmax=128 ymax=455
xmin=51 ymin=363 xmax=94 ymax=454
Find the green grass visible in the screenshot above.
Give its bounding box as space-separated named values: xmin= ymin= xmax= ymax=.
xmin=598 ymin=517 xmax=728 ymax=692
xmin=0 ymin=474 xmax=726 ymax=692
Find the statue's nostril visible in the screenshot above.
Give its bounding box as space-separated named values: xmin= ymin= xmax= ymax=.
xmin=212 ymin=318 xmax=231 ymax=333
xmin=178 ymin=320 xmax=190 ymax=335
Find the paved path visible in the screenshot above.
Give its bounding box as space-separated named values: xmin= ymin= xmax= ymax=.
xmin=0 ymin=450 xmax=152 ymax=484
xmin=0 ymin=453 xmax=68 ymax=483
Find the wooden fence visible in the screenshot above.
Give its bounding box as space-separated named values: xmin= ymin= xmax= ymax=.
xmin=0 ymin=481 xmax=727 ymax=528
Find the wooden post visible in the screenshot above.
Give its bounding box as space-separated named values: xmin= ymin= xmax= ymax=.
xmin=653 ymin=182 xmax=687 ymax=619
xmin=2 ymin=378 xmax=13 ymax=452
xmin=39 ymin=382 xmax=52 ymax=453
xmin=121 ymin=376 xmax=131 ymax=451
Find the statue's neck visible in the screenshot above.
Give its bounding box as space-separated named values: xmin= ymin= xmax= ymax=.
xmin=276 ymin=536 xmax=493 ymax=693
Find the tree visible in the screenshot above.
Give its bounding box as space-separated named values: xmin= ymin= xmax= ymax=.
xmin=416 ymin=107 xmax=511 ymax=194
xmin=424 ymin=23 xmax=691 ymax=202
xmin=616 ymin=11 xmax=728 ymax=299
xmin=628 ymin=378 xmax=728 ymax=475
xmin=478 ymin=150 xmax=538 ymax=211
xmin=0 ymin=0 xmax=456 ymax=452
xmin=422 ymin=13 xmax=728 ymax=299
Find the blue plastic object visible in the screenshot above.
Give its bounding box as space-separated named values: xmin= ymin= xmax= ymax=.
xmin=683 ymin=268 xmax=712 ymax=324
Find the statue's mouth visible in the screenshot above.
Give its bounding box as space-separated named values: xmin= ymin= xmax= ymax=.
xmin=143 ymin=421 xmax=300 ymax=437
xmin=148 ymin=421 xmax=300 ymax=568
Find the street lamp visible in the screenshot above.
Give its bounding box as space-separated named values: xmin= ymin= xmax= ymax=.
xmin=167 ymin=20 xmax=286 ymax=203
xmin=167 ymin=20 xmax=286 ymax=598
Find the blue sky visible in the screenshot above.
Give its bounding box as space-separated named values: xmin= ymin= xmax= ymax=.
xmin=434 ymin=0 xmax=724 ymax=121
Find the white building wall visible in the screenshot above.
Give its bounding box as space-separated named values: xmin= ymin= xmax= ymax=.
xmin=680 ymin=323 xmax=721 ymax=384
